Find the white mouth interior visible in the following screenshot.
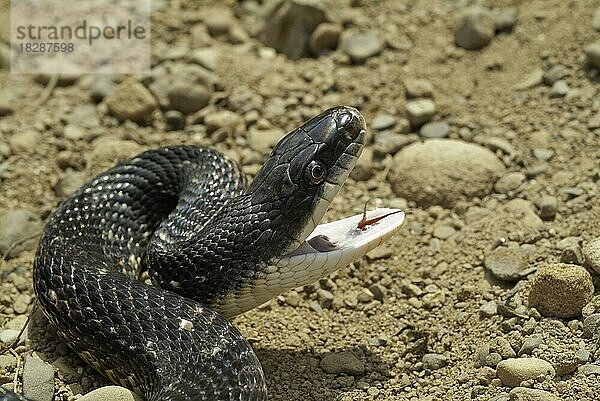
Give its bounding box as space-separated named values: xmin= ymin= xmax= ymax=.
xmin=275 ymin=208 xmax=405 ymax=281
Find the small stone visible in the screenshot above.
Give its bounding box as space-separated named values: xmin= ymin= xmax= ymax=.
xmin=341 ymin=31 xmax=382 ymax=64
xmin=405 ymin=99 xmax=436 ymax=127
xmin=0 ymin=329 xmax=21 ymax=346
xmin=373 ymin=133 xmax=418 ymax=156
xmin=189 ymin=48 xmax=220 ymax=71
xmin=594 ymin=7 xmax=600 ymax=31
xmin=582 ymin=237 xmax=600 ymax=274
xmin=258 ymin=0 xmax=327 ymax=60
xmin=0 ymin=99 xmax=14 ymax=117
xmin=560 ymin=245 xmax=583 ymax=265
xmin=528 ymin=263 xmax=594 ymax=318
xmin=422 ymin=353 xmax=447 ymax=370
xmin=8 ymin=130 xmax=42 ymax=154
xmin=518 ymin=334 xmax=544 ymax=355
xmin=454 ymin=7 xmax=495 ymax=50
xmin=582 ymin=314 xmax=600 ymax=338
xmin=320 ymin=351 xmax=365 ymax=376
xmin=543 ymin=65 xmax=570 ymax=85
xmin=165 ymin=110 xmax=186 ymax=131
xmin=584 ymin=42 xmax=600 ymax=69
xmin=578 ymin=364 xmax=600 ymax=376
xmin=532 ymin=148 xmax=554 ymax=161
xmin=365 ymin=246 xmax=392 ymax=261
xmin=494 ymin=172 xmax=526 ymax=193
xmin=203 ymin=7 xmax=234 ymax=36
xmin=105 ymin=79 xmax=157 ymax=123
xmin=168 ymin=84 xmax=211 ymax=115
xmin=432 ymin=224 xmax=456 ymax=240
xmin=514 ymin=69 xmax=544 ymax=90
xmin=484 ymin=247 xmax=531 ymax=282
xmin=368 ymin=283 xmax=386 ymax=302
xmin=23 ymin=354 xmax=54 ymax=401
xmin=0 ymin=209 xmax=42 ymax=258
xmin=538 ymin=196 xmax=558 ymax=219
xmin=79 ymin=386 xmax=142 ymax=401
xmin=403 ymin=78 xmax=434 ymax=98
xmin=497 ymin=358 xmax=555 ymax=387
xmin=309 ymin=300 xmax=323 ymax=313
xmin=485 ymin=352 xmax=503 ymax=368
xmin=420 ymin=121 xmax=450 ymax=139
xmin=588 ymin=113 xmax=600 ymax=130
xmin=480 ymin=301 xmax=498 ymax=317
xmin=247 ymin=128 xmax=285 ymax=152
xmin=284 ymin=290 xmax=301 ymax=307
xmin=357 ymin=288 xmax=374 ymax=303
xmin=491 ymin=338 xmax=516 ymax=359
xmin=317 ymin=288 xmax=334 ymax=309
xmin=371 ymin=114 xmax=397 ymax=131
xmin=309 ymin=23 xmax=341 ymax=56
xmin=549 ymin=80 xmax=569 ymax=98
xmin=63 ymin=124 xmax=86 ymax=141
xmin=349 ymin=147 xmax=373 ymax=181
xmin=576 ymin=348 xmax=590 ymax=363
xmin=508 ymin=387 xmax=561 ymax=401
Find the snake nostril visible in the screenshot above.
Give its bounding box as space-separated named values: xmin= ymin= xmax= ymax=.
xmin=336 ymin=109 xmax=363 ymax=141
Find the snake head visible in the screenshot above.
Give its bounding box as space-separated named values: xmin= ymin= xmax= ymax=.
xmin=247 ymin=105 xmax=367 ymax=252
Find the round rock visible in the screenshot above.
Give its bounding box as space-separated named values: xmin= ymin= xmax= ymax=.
xmin=496 ymin=358 xmax=555 ymax=387
xmin=405 ymin=99 xmax=436 ymax=127
xmin=79 ymin=386 xmax=142 ymax=401
xmin=389 ymin=139 xmax=505 ymax=208
xmin=419 ymin=121 xmax=450 ymax=138
xmin=584 ymin=42 xmax=600 ymax=69
xmin=105 ymin=78 xmax=157 ymax=123
xmin=309 ymin=23 xmax=342 ymax=56
xmin=168 ymin=84 xmax=211 ymax=114
xmin=454 ymin=7 xmax=495 ymax=50
xmin=582 ymin=237 xmax=600 ymax=274
xmin=509 ymin=387 xmax=561 ymax=401
xmin=0 ymin=209 xmax=43 ymax=258
xmin=341 ymin=31 xmax=382 ymax=65
xmin=320 ymin=351 xmax=365 ymax=376
xmin=528 ymin=263 xmax=594 ymax=318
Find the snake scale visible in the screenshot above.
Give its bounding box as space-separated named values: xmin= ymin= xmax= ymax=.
xmin=1 ymin=106 xmax=405 ymax=400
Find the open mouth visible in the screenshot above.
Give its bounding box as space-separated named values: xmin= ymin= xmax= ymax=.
xmin=276 ymin=208 xmax=405 ymax=279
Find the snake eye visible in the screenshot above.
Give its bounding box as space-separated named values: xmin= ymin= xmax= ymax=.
xmin=305 ymin=160 xmax=327 ymax=185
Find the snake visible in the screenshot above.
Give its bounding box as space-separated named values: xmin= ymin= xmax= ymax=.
xmin=1 ymin=106 xmax=404 ymax=400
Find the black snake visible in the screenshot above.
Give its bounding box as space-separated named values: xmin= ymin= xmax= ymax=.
xmin=2 ymin=106 xmax=404 ymax=400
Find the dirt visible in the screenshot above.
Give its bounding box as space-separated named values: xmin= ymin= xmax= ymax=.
xmin=1 ymin=0 xmax=600 ymax=400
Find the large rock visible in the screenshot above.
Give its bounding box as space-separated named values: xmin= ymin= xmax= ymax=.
xmin=389 ymin=139 xmax=505 ymax=207
xmin=528 ymin=263 xmax=593 ymax=318
xmin=22 ymin=354 xmax=54 ymax=401
xmin=258 ymin=0 xmax=329 ymax=60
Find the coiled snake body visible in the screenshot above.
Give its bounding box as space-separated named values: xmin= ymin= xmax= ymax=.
xmin=4 ymin=106 xmax=405 ymax=400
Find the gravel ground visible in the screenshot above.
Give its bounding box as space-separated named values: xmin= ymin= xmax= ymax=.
xmin=1 ymin=0 xmax=600 ymax=400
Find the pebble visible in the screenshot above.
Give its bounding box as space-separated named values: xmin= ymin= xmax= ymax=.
xmin=543 ymin=65 xmax=569 ymax=85
xmin=494 ymin=172 xmax=526 ymax=194
xmin=0 ymin=329 xmax=21 ymax=346
xmin=582 ymin=237 xmax=600 ymax=274
xmin=349 ymin=147 xmax=373 ymax=181
xmin=496 ymin=358 xmax=555 ymax=387
xmin=320 ymin=351 xmax=365 ymax=376
xmin=309 ymin=23 xmax=342 ymax=56
xmin=528 ymin=263 xmax=594 ymax=318
xmin=79 ymin=386 xmax=142 ymax=401
xmin=532 ymin=148 xmax=554 ymax=161
xmin=284 ymin=290 xmax=301 ymax=307
xmin=168 ymin=84 xmax=211 ymax=115
xmin=584 ymin=42 xmax=600 ymax=69
xmin=548 ymin=80 xmax=569 ymax=98
xmin=0 ymin=209 xmax=42 ymax=258
xmin=247 ymin=128 xmax=285 ymax=153
xmin=578 ymin=364 xmax=600 ymax=376
xmin=560 ymin=245 xmax=583 ymax=265
xmin=189 ymin=48 xmax=220 ymax=71
xmin=164 ymin=110 xmax=186 ymax=131
xmin=479 ymin=301 xmax=498 ymax=317
xmin=317 ymin=288 xmax=334 ymax=309
xmin=8 ymin=130 xmax=42 ymax=154
xmin=508 ymin=387 xmax=561 ymax=401
xmin=341 ymin=31 xmax=382 ymax=64
xmin=258 ymin=0 xmax=327 ymax=60
xmin=368 ymin=283 xmax=386 ymax=302
xmin=419 ymin=121 xmax=450 ymax=138
xmin=365 ymin=246 xmax=392 ymax=261
xmin=403 ymin=78 xmax=434 ymax=98
xmin=490 ymin=337 xmax=516 ymax=359
xmin=454 ymin=7 xmax=495 ymax=50
xmin=371 ymin=114 xmax=397 ymax=131
xmin=204 ymin=110 xmax=242 ymax=132
xmin=373 ymin=133 xmax=417 ymax=156
xmin=518 ymin=334 xmax=544 ymax=355
xmin=22 ymin=354 xmax=54 ymax=401
xmin=405 ymin=99 xmax=436 ymax=127
xmin=588 ymin=113 xmax=600 ymax=130
xmin=514 ymin=69 xmax=544 ymax=90
xmin=422 ymin=353 xmax=447 ymax=370
xmin=203 ymin=7 xmax=235 ymax=36
xmin=0 ymin=99 xmax=14 ymax=116
xmin=582 ymin=314 xmax=600 ymax=338
xmin=105 ymin=78 xmax=157 ymax=123
xmin=390 ymin=139 xmax=505 ymax=207
xmin=490 ymin=7 xmax=518 ymax=32
xmin=432 ymin=224 xmax=456 ymax=240
xmin=594 ymin=7 xmax=600 ymax=31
